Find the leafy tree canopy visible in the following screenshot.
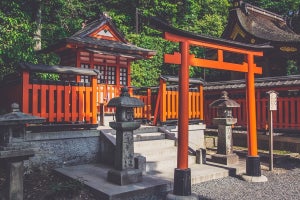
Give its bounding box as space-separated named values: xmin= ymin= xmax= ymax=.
xmin=1 ymin=0 xmax=300 ymax=85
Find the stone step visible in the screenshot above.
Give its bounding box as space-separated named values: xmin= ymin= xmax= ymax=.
xmin=134 ymin=132 xmax=166 ymax=141
xmin=134 ymin=139 xmax=175 ymax=150
xmin=136 ymin=146 xmax=177 ymax=160
xmin=134 ymin=126 xmax=159 ymax=134
xmin=145 ymin=155 xmax=196 ymax=172
xmin=146 ymin=160 xmax=246 ymax=185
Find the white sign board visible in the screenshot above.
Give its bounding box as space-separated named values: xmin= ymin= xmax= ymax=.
xmin=267 ymin=91 xmax=278 ymax=111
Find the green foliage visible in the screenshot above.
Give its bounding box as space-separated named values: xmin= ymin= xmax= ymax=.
xmin=0 ymin=1 xmax=37 ymax=79
xmin=1 ymin=0 xmax=300 ymax=84
xmin=35 ymin=73 xmax=59 ymax=81
xmin=287 ymin=60 xmax=299 ymax=75
xmin=128 ymin=33 xmax=178 ymax=86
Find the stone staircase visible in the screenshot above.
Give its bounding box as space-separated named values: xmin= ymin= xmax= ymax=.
xmin=99 ymin=125 xmax=246 ymax=185
xmin=132 ymin=126 xmax=246 ymax=184
xmin=134 ymin=139 xmax=196 ymax=174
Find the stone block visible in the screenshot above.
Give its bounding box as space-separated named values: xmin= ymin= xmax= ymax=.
xmin=134 ymin=155 xmax=146 ymax=174
xmin=107 ymin=168 xmax=143 ymax=185
xmin=196 ymin=148 xmax=206 ymax=164
xmin=211 ymin=153 xmax=239 ymax=165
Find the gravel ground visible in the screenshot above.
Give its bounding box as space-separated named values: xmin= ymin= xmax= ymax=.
xmin=1 ymin=157 xmax=299 ymax=200
xmin=192 ymin=159 xmax=300 ymax=200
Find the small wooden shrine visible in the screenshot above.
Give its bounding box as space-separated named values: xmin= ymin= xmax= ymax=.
xmin=222 ymin=0 xmax=300 ymax=79
xmin=42 ymin=13 xmax=156 ymax=105
xmin=0 ymin=14 xmax=155 ymax=125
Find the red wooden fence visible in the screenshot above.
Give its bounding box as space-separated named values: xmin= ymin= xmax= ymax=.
xmin=133 ymin=77 xmax=204 ymax=125
xmin=1 ymin=68 xmax=300 ymax=131
xmin=204 ymin=77 xmax=300 ymax=130
xmin=21 ymin=71 xmax=98 ymax=124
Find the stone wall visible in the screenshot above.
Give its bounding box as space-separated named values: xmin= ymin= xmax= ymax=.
xmin=23 ymin=130 xmax=101 ymax=172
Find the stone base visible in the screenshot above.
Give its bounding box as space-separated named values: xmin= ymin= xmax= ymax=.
xmin=166 ymin=192 xmax=199 ymax=200
xmin=211 ymin=153 xmax=239 ymax=165
xmin=173 ymin=168 xmax=191 ymax=196
xmin=107 ymin=168 xmax=142 ymax=185
xmin=241 ymin=174 xmax=268 ymax=182
xmin=55 ymin=164 xmax=172 ymax=200
xmin=246 ymin=156 xmax=261 ymax=176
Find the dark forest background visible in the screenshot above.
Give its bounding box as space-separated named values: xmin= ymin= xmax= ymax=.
xmin=1 ymin=0 xmax=300 ymax=86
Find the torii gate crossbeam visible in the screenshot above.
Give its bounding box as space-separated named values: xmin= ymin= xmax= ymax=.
xmin=149 ymin=17 xmax=272 ymax=198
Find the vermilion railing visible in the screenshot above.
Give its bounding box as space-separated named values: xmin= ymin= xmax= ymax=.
xmin=205 ymin=87 xmax=300 ymax=130
xmin=21 ymin=71 xmax=98 ymax=124
xmin=133 ymin=78 xmax=204 ymax=125
xmin=2 ymin=70 xmax=299 ymax=130
xmin=133 ymin=88 xmax=152 ymax=120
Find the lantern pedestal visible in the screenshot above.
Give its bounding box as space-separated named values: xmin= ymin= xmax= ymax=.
xmin=107 ymin=122 xmax=143 ymax=186
xmin=0 ymin=150 xmax=34 ymax=200
xmin=106 ymin=87 xmax=145 ymax=186
xmin=209 ymin=92 xmax=240 ymax=166
xmin=211 ymin=121 xmax=239 ymax=165
xmin=0 ymin=103 xmax=45 ymax=200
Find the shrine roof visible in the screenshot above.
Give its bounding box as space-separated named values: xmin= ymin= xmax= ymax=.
xmin=224 ymin=1 xmax=300 ymax=43
xmin=19 ymin=63 xmax=100 ymax=76
xmin=205 ymin=75 xmax=300 ymax=91
xmin=149 ymin=17 xmax=272 ymax=51
xmin=41 ymin=15 xmax=156 ymax=59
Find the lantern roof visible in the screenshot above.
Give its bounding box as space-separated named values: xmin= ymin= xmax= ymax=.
xmin=107 ymin=87 xmax=144 ymax=108
xmin=0 ymin=103 xmax=45 ymax=126
xmin=209 ymin=91 xmax=240 ymax=108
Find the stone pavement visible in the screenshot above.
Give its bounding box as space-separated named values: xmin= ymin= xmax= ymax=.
xmin=55 ymin=155 xmax=246 ymax=200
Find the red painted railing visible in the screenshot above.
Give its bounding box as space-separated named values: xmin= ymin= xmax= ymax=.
xmin=133 ymin=78 xmax=204 ymax=125
xmin=1 ymin=70 xmax=300 ymax=131
xmin=204 ymin=86 xmax=300 ymax=130
xmin=21 ymin=71 xmax=98 ymax=124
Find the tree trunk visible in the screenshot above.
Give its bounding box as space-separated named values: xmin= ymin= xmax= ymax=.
xmin=34 ymin=0 xmax=42 ymax=51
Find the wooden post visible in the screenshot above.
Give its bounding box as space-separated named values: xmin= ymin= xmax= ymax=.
xmin=268 ymin=109 xmax=273 ymax=171
xmin=153 ymin=79 xmax=164 ymax=125
xmin=147 ymin=88 xmax=151 ymax=121
xmin=199 ymin=85 xmax=204 ymax=121
xmin=160 ymin=79 xmax=167 ymax=123
xmin=91 ymin=76 xmax=98 ymax=124
xmin=22 ymin=72 xmax=30 ymax=113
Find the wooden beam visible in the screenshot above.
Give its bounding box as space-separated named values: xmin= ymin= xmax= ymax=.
xmin=164 ymin=52 xmax=262 ymax=74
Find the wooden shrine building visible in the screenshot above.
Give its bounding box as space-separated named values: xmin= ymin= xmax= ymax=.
xmin=222 ymin=0 xmax=300 ymax=79
xmin=41 ymin=13 xmax=156 ymax=106
xmin=0 ymin=14 xmax=156 ymax=125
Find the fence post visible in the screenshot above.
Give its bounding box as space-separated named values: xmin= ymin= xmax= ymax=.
xmin=22 ymin=71 xmax=30 ymax=113
xmin=160 ymin=79 xmax=167 ymax=123
xmin=91 ymin=76 xmax=98 ymax=124
xmin=147 ymin=88 xmax=151 ymax=121
xmin=199 ymin=85 xmax=204 ymax=121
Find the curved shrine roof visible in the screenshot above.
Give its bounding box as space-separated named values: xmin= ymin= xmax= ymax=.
xmin=236 ymin=4 xmax=300 ymax=42
xmin=223 ymin=2 xmax=300 ymax=44
xmin=41 ymin=15 xmax=156 ymax=59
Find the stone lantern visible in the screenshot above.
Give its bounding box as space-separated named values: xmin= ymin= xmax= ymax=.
xmin=0 ymin=103 xmax=45 ymax=200
xmin=106 ymin=87 xmax=144 ymax=185
xmin=209 ymin=91 xmax=240 ymax=165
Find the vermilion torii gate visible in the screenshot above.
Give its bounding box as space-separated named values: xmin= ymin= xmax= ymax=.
xmin=149 ymin=17 xmax=272 ymax=198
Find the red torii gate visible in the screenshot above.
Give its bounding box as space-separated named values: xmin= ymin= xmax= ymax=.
xmin=149 ymin=17 xmax=272 ymax=198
